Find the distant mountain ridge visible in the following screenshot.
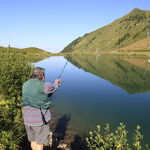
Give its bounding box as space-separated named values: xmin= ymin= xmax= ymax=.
xmin=62 ymin=8 xmax=150 ymax=53
xmin=0 ymin=46 xmax=50 ymax=54
xmin=0 ymin=46 xmax=52 ymax=63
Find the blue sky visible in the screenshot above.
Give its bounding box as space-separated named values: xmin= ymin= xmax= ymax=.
xmin=0 ymin=0 xmax=150 ymax=53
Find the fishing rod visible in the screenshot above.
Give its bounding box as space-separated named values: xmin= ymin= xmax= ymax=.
xmin=57 ymin=55 xmax=71 ymax=85
xmin=58 ymin=59 xmax=69 ymax=79
xmin=50 ymin=55 xmax=70 ymax=103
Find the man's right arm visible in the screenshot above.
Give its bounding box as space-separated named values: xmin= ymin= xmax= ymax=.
xmin=44 ymin=78 xmax=61 ymax=94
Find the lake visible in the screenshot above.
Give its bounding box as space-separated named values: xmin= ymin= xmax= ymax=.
xmin=34 ymin=55 xmax=150 ymax=145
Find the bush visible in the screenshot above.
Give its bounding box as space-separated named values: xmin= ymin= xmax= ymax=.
xmin=0 ymin=52 xmax=33 ymax=149
xmin=0 ymin=52 xmax=33 ymax=98
xmin=0 ymin=100 xmax=25 ymax=150
xmin=86 ymin=123 xmax=149 ymax=150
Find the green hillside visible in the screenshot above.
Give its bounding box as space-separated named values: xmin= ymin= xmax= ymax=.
xmin=62 ymin=8 xmax=150 ymax=53
xmin=0 ymin=46 xmax=51 ymax=62
xmin=0 ymin=46 xmax=49 ymax=54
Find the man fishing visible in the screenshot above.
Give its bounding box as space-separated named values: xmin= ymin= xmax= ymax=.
xmin=21 ymin=67 xmax=60 ymax=150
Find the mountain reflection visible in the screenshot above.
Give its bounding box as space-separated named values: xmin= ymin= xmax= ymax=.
xmin=66 ymin=55 xmax=150 ymax=94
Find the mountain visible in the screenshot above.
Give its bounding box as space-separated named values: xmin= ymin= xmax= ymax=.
xmin=62 ymin=8 xmax=150 ymax=53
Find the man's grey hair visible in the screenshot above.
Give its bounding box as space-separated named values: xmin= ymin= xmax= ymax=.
xmin=30 ymin=67 xmax=45 ymax=80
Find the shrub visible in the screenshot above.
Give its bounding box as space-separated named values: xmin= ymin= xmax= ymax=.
xmin=86 ymin=123 xmax=149 ymax=150
xmin=0 ymin=52 xmax=33 ymax=99
xmin=0 ymin=52 xmax=33 ymax=149
xmin=0 ymin=102 xmax=25 ymax=150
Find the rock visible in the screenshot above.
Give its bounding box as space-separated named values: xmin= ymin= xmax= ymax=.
xmin=57 ymin=143 xmax=68 ymax=149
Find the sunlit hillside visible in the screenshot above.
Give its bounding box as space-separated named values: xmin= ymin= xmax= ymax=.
xmin=62 ymin=8 xmax=150 ymax=53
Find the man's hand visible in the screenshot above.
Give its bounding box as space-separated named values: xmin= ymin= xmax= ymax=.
xmin=55 ymin=78 xmax=61 ymax=84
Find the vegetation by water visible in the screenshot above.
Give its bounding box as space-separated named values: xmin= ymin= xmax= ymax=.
xmin=86 ymin=123 xmax=149 ymax=150
xmin=62 ymin=8 xmax=150 ymax=53
xmin=0 ymin=45 xmax=69 ymax=149
xmin=0 ymin=52 xmax=33 ymax=149
xmin=0 ymin=49 xmax=65 ymax=149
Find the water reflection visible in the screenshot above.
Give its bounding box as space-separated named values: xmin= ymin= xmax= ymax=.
xmin=66 ymin=55 xmax=150 ymax=94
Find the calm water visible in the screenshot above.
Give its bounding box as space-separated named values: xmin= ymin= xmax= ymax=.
xmin=34 ymin=55 xmax=150 ymax=144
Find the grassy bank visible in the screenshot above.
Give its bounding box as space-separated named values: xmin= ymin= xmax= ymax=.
xmin=63 ymin=49 xmax=150 ymax=58
xmin=112 ymin=49 xmax=150 ymax=56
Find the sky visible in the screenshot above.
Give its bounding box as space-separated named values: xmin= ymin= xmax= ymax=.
xmin=0 ymin=0 xmax=150 ymax=53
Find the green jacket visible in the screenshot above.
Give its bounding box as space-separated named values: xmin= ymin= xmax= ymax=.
xmin=21 ymin=78 xmax=52 ymax=109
